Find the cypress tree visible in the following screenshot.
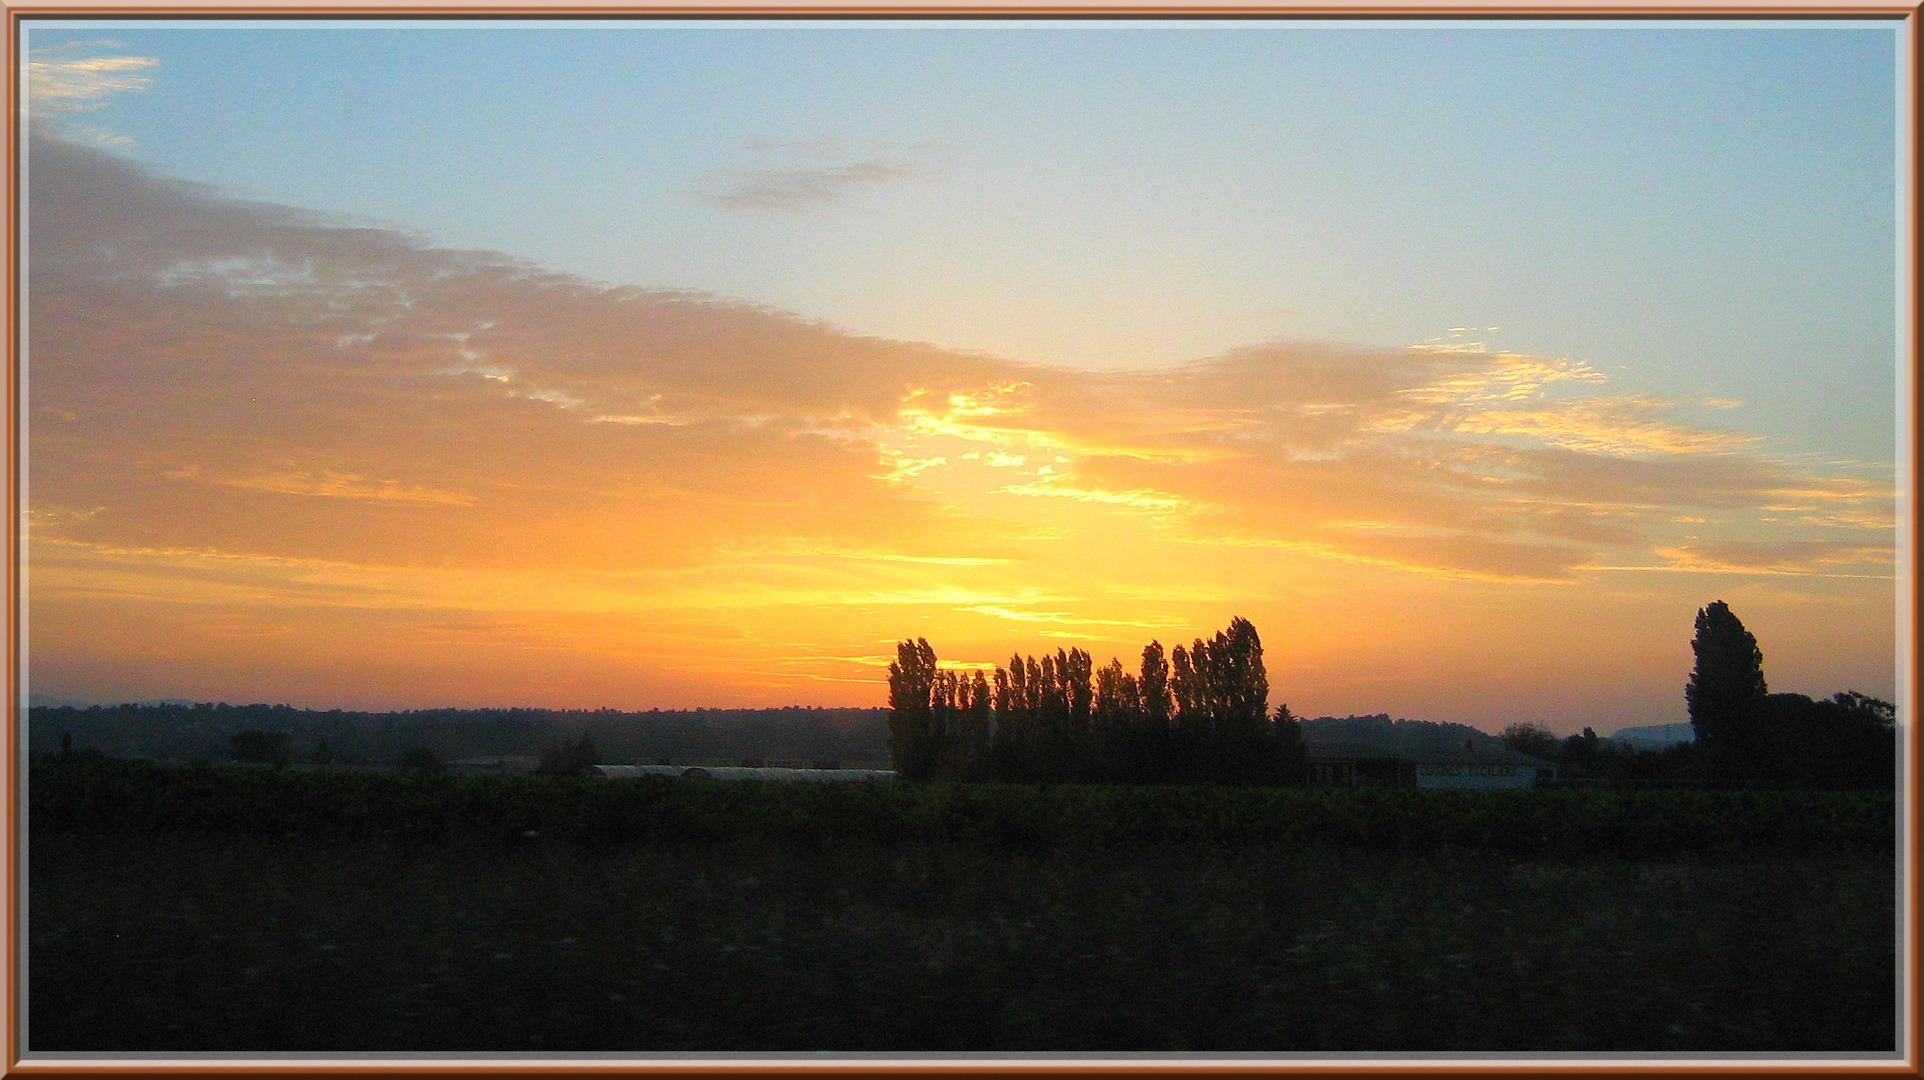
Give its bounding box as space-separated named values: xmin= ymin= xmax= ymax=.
xmin=1273 ymin=703 xmax=1309 ymax=784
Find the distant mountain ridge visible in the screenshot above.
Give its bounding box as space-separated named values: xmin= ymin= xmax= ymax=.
xmin=25 ymin=693 xmax=196 ymax=708
xmin=1302 ymin=714 xmax=1698 ymax=756
xmin=1607 ymin=722 xmax=1696 ymax=748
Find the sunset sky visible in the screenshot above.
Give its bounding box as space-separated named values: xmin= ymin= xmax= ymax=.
xmin=20 ymin=20 xmax=1908 ymax=733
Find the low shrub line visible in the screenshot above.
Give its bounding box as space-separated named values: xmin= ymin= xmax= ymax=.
xmin=28 ymin=757 xmax=1895 ymax=858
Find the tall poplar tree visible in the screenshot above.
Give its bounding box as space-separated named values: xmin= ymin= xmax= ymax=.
xmin=1685 ymin=601 xmax=1768 ymax=749
xmin=888 ymin=638 xmax=940 ymax=781
xmin=1206 ymin=617 xmax=1273 ymax=784
xmin=1139 ymin=641 xmax=1172 ymax=732
xmin=959 ymin=670 xmax=994 ymax=780
xmin=1217 ymin=617 xmax=1269 ymax=734
xmin=909 ymin=617 xmax=1293 ymax=786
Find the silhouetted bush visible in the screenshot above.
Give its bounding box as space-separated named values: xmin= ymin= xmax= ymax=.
xmin=396 ymin=745 xmax=444 ymax=772
xmin=230 ymin=730 xmax=291 ymax=768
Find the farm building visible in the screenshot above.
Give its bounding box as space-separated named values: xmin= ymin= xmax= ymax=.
xmin=588 ymin=764 xmax=896 ymax=783
xmin=1304 ymin=740 xmax=1406 ymax=787
xmin=448 ymin=755 xmax=539 ymax=774
xmin=1305 ymin=739 xmax=1556 ymax=789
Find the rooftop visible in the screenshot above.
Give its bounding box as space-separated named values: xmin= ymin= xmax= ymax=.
xmin=1303 ymin=739 xmax=1555 ymax=768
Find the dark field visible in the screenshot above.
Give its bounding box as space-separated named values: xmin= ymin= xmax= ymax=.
xmin=26 ymin=763 xmax=1900 ymax=1054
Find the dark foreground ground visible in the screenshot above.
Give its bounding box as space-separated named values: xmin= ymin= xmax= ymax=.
xmin=30 ymin=830 xmax=1894 ymax=1054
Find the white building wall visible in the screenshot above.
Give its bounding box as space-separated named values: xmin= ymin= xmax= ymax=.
xmin=1412 ymin=762 xmax=1537 ymax=790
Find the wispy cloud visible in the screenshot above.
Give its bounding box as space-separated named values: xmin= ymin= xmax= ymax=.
xmin=1437 ymin=396 xmax=1764 ymax=455
xmin=204 ymin=469 xmax=477 ymax=507
xmin=26 ymin=43 xmax=156 ymax=151
xmin=992 ymin=479 xmax=1186 ymax=513
xmin=959 ymin=605 xmax=1169 ymax=630
xmin=689 ymin=139 xmax=929 ymax=214
xmin=27 ymin=46 xmax=156 ymax=112
xmin=1653 ymin=539 xmax=1894 ymax=575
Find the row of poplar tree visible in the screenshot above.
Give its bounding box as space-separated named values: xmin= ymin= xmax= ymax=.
xmin=887 ymin=617 xmax=1309 ymax=785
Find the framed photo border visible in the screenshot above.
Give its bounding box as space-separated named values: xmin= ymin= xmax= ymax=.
xmin=4 ymin=3 xmax=1915 ymax=1074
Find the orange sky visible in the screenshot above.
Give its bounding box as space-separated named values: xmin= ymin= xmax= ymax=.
xmin=25 ymin=135 xmax=1899 ymax=733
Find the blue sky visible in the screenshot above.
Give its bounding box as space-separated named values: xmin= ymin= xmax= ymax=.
xmin=28 ymin=20 xmax=1903 ymax=458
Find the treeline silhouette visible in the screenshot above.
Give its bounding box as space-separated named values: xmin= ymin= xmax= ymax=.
xmin=29 ymin=703 xmax=891 ymax=770
xmin=1683 ymin=600 xmax=1894 ymax=789
xmin=1502 ymin=600 xmax=1895 ymax=790
xmin=888 ymin=617 xmax=1308 ymax=785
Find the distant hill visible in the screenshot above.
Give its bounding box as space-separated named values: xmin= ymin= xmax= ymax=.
xmin=1302 ymin=714 xmax=1699 ymax=756
xmin=1299 ymin=714 xmax=1507 ymax=755
xmin=25 ymin=692 xmax=94 ymax=709
xmin=1608 ymin=722 xmax=1695 ymax=749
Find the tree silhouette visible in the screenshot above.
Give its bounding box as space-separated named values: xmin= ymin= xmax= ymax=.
xmin=397 ymin=744 xmax=445 ymax=772
xmin=535 ymin=732 xmax=598 ymax=776
xmin=916 ymin=667 xmax=994 ymax=781
xmin=1057 ymin=648 xmax=1094 ymax=780
xmin=1093 ymin=657 xmax=1142 ymax=782
xmin=1139 ymin=641 xmax=1171 ymax=729
xmin=1200 ymin=619 xmax=1272 ymax=783
xmin=1137 ymin=641 xmax=1174 ymax=782
xmin=1169 ymin=642 xmax=1203 ymax=742
xmin=958 ymin=670 xmax=994 ymax=780
xmin=1816 ymin=691 xmax=1897 ymax=789
xmin=1272 ymin=703 xmax=1309 ymax=785
xmin=231 ymin=729 xmax=291 ymax=768
xmin=1161 ymin=619 xmax=1275 ymax=783
xmin=1217 ymin=618 xmax=1271 ymax=752
xmin=1685 ymin=601 xmax=1767 ymax=749
xmin=887 ymin=638 xmax=940 ymax=781
xmin=1741 ymin=690 xmax=1896 ymax=789
xmin=896 ymin=617 xmax=1294 ymax=786
xmin=992 ymin=659 xmax=1029 ymax=780
xmin=1500 ymin=722 xmax=1562 ymax=762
